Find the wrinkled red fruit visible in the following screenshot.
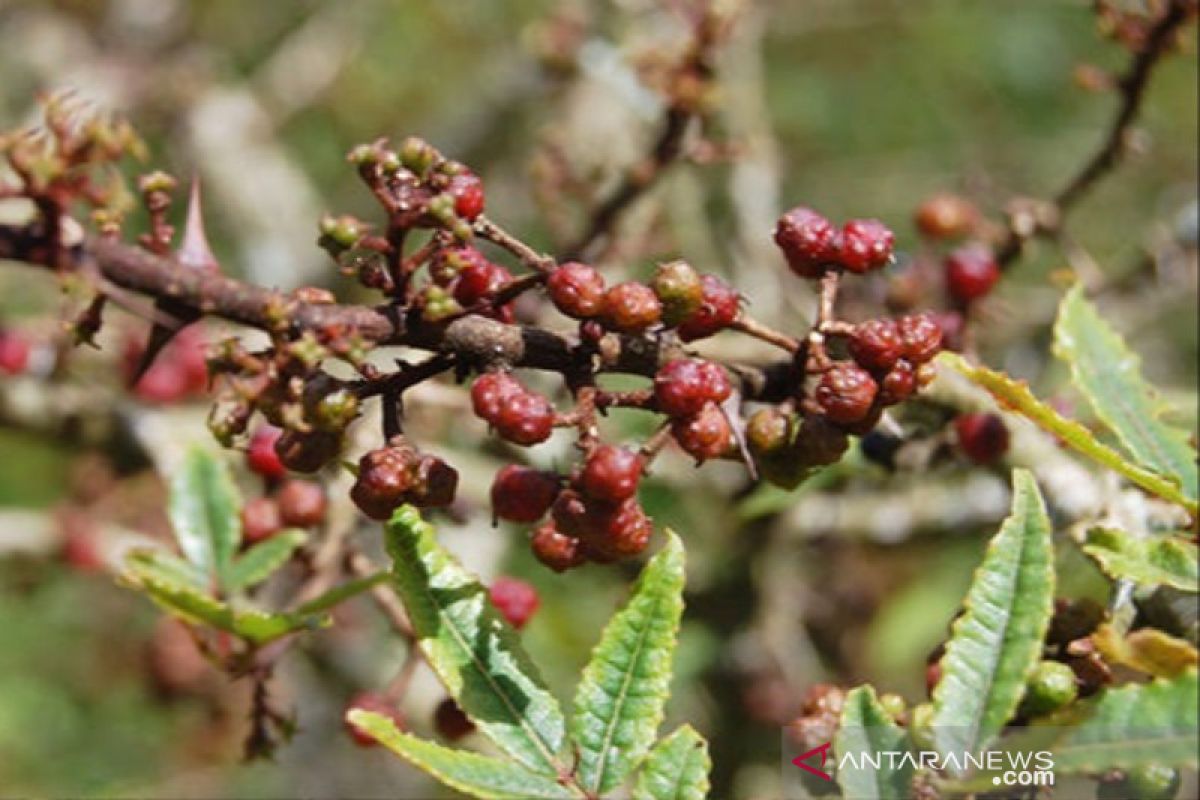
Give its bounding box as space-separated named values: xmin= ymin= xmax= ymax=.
xmin=580 ymin=498 xmax=654 ymax=560
xmin=351 ymin=444 xmax=458 ymax=519
xmin=0 ymin=329 xmax=31 ymax=375
xmin=676 ymin=274 xmax=740 ymax=342
xmin=493 ymin=390 xmax=556 ymax=446
xmin=491 ymin=465 xmax=561 ymax=523
xmin=447 ymin=171 xmax=485 ymax=220
xmin=848 ymin=319 xmax=903 ymax=372
xmin=955 ymin=413 xmax=1010 ymax=464
xmin=434 ymin=698 xmax=475 ymax=741
xmin=247 ymin=425 xmax=288 ymax=480
xmin=838 ymin=219 xmax=894 ymax=274
xmin=580 ymin=445 xmax=643 ymax=504
xmin=945 ymin=244 xmax=1000 ymax=304
xmin=241 ymin=497 xmax=283 ymax=544
xmin=672 ymin=402 xmax=734 ymax=463
xmin=490 ymin=576 xmax=540 ymax=629
xmin=471 ymin=371 xmax=523 ymax=422
xmin=453 ymin=257 xmax=513 ymax=321
xmin=547 ymin=262 xmax=606 ymax=319
xmin=896 ymin=313 xmax=943 ymax=364
xmin=345 ymin=692 xmax=405 ymax=747
xmin=530 ymin=522 xmax=585 ymax=572
xmin=774 ymin=206 xmax=841 ymax=278
xmin=654 ymin=358 xmax=732 ymax=418
xmin=277 ymin=480 xmax=327 ymax=528
xmin=274 ymin=429 xmax=342 ymax=474
xmin=603 ymin=282 xmax=662 ymax=333
xmin=815 ymin=364 xmax=878 ymax=425
xmin=878 ymin=360 xmax=916 ymax=405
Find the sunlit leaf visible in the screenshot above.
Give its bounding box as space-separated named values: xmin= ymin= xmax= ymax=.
xmin=835 ymin=687 xmax=911 ymax=800
xmin=631 ymin=725 xmax=711 ymax=800
xmin=168 ymin=447 xmax=242 ymax=588
xmin=1082 ymin=528 xmax=1198 ymax=593
xmin=227 ymin=529 xmax=306 ymax=590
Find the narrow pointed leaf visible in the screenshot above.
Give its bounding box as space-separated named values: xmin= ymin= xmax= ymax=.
xmin=346 ymin=710 xmax=579 ymax=800
xmin=168 ymin=447 xmax=242 ymax=587
xmin=294 ymin=572 xmax=388 ymax=616
xmin=227 ymin=529 xmax=306 ymax=590
xmin=1054 ymin=284 xmax=1197 ymax=502
xmin=384 ymin=506 xmax=566 ymax=775
xmin=572 ymin=531 xmax=686 ymax=796
xmin=1082 ymin=528 xmax=1198 ymax=593
xmin=835 ymin=687 xmax=912 ymax=800
xmin=931 ymin=469 xmax=1055 ymax=763
xmin=1048 ymin=669 xmax=1199 ymax=773
xmin=943 ymin=352 xmax=1196 ymax=513
xmin=632 ymin=725 xmax=711 ymax=800
xmin=123 ymin=548 xmax=208 ymax=591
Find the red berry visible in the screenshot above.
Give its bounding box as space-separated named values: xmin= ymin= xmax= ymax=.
xmin=603 ymin=282 xmax=662 ymax=333
xmin=879 ymin=360 xmax=916 ymax=405
xmin=241 ymin=497 xmax=282 ymax=545
xmin=672 ymin=402 xmax=734 ymax=463
xmin=447 ymin=171 xmax=485 ymax=220
xmin=350 ymin=445 xmax=419 ymax=520
xmin=274 ymin=429 xmax=342 ymax=474
xmin=897 ymin=313 xmax=943 ymax=364
xmin=932 ymin=311 xmax=965 ymax=352
xmin=580 ymin=445 xmax=643 ymax=503
xmin=453 ymin=257 xmax=512 ymax=307
xmin=434 ymin=698 xmax=475 ymax=741
xmin=135 ymin=362 xmax=191 ymax=404
xmin=774 ymin=207 xmax=841 ymax=278
xmin=550 ymin=490 xmax=591 ymax=538
xmin=345 ymin=692 xmax=405 ymax=747
xmin=838 ymin=219 xmax=894 ymax=273
xmin=547 ymin=262 xmax=606 ymax=319
xmin=654 ymin=358 xmax=732 ymax=418
xmin=276 ymin=480 xmax=327 ymax=528
xmin=491 ymin=465 xmax=561 ymax=522
xmin=410 ymin=454 xmax=459 ymax=508
xmin=676 ymin=274 xmax=740 ymax=342
xmin=848 ymin=319 xmax=903 ymax=372
xmin=815 ymin=364 xmax=878 ymax=424
xmin=471 ymin=371 xmax=523 ymax=423
xmin=955 ymin=413 xmax=1010 ymax=464
xmin=174 ymin=324 xmax=210 ymax=393
xmin=494 ymin=390 xmax=555 ymax=446
xmin=914 ymin=193 xmax=978 ymax=240
xmin=530 ymin=522 xmax=585 ymax=572
xmin=0 ymin=329 xmax=31 ymax=375
xmin=580 ymin=498 xmax=653 ymax=560
xmin=430 ymin=244 xmax=490 ymax=286
xmin=489 ymin=576 xmax=540 ymax=628
xmin=945 ymin=244 xmax=1000 ymax=304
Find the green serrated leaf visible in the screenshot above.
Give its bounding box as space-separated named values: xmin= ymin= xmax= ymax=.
xmin=168 ymin=447 xmax=242 ymax=588
xmin=294 ymin=572 xmax=388 ymax=616
xmin=631 ymin=725 xmax=711 ymax=800
xmin=123 ymin=548 xmax=208 ymax=591
xmin=931 ymin=469 xmax=1054 ymax=765
xmin=126 ymin=558 xmax=325 ymax=645
xmin=943 ymin=352 xmax=1197 ymax=513
xmin=228 ymin=530 xmax=306 ymax=590
xmin=384 ymin=506 xmax=567 ymax=775
xmin=1054 ymin=284 xmax=1198 ymax=502
xmin=1082 ymin=528 xmax=1198 ymax=593
xmin=572 ymin=531 xmax=686 ymax=796
xmin=1049 ymin=669 xmax=1199 ymax=773
xmin=835 ymin=687 xmax=912 ymax=800
xmin=346 ymin=709 xmax=580 ymax=800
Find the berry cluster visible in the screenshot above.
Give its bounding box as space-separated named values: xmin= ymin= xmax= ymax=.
xmin=350 ymin=438 xmax=458 ymax=520
xmin=240 ymin=433 xmax=330 ymax=541
xmin=654 ymin=358 xmax=735 ymax=463
xmin=546 ymin=258 xmax=739 ymax=341
xmin=774 ymin=207 xmax=895 ymax=278
xmin=471 ymin=372 xmax=556 ymax=446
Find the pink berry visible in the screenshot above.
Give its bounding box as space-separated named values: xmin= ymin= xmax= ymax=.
xmin=676 ymin=274 xmax=740 ymax=342
xmin=490 ymin=577 xmax=540 ymax=629
xmin=247 ymin=426 xmax=288 ymax=480
xmin=839 ymin=219 xmax=894 ymax=273
xmin=241 ymin=497 xmax=282 ymax=545
xmin=447 ymin=171 xmax=485 ymax=221
xmin=547 ymin=262 xmax=606 ymax=319
xmin=945 ymin=244 xmax=1000 ymax=304
xmin=774 ymin=207 xmax=841 ymax=278
xmin=491 ymin=465 xmax=561 ymax=523
xmin=0 ymin=329 xmax=31 ymax=375
xmin=580 ymin=445 xmax=643 ymax=504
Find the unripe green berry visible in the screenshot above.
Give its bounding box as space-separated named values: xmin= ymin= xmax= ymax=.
xmin=878 ymin=693 xmax=906 ymax=723
xmin=400 ymin=136 xmax=436 ymax=176
xmin=318 ymin=214 xmax=365 ymax=252
xmin=1021 ymin=660 xmax=1078 ymax=717
xmin=1125 ymin=765 xmax=1181 ymax=800
xmin=314 ymin=389 xmax=360 ymax=433
xmin=652 ymin=260 xmax=703 ymax=327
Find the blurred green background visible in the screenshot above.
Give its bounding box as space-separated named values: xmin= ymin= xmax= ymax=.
xmin=0 ymin=1 xmax=1195 ymax=798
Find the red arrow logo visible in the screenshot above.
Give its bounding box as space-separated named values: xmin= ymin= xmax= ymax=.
xmin=791 ymin=741 xmax=833 ymax=781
